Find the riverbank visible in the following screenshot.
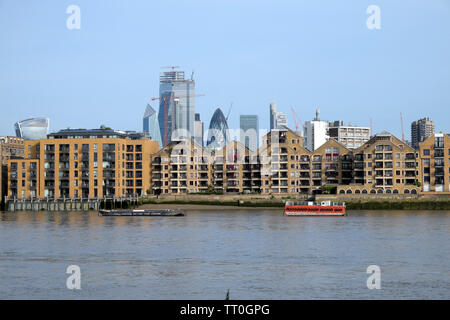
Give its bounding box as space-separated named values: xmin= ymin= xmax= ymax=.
xmin=138 ymin=203 xmax=275 ymax=211
xmin=138 ymin=195 xmax=450 ymax=210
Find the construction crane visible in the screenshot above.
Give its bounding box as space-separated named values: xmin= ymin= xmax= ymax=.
xmin=151 ymin=93 xmax=205 ymax=146
xmin=290 ymin=106 xmax=302 ymax=134
xmin=160 ymin=66 xmax=180 ymax=71
xmin=226 ymin=102 xmax=233 ymax=121
xmin=400 ymin=112 xmax=405 ymax=141
xmin=370 ymin=118 xmax=373 ymax=137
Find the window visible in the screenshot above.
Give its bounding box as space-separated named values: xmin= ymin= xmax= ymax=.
xmin=423 ymin=149 xmax=430 ymax=156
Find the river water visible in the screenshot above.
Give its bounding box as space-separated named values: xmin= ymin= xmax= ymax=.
xmin=0 ymin=209 xmax=449 ymax=299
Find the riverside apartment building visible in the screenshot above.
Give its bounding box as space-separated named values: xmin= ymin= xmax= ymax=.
xmin=418 ymin=133 xmax=450 ymax=193
xmin=149 ymin=128 xmax=427 ymax=196
xmin=7 ymin=129 xmax=158 ymax=199
xmin=1 ymin=136 xmax=24 ymax=202
xmin=8 ymin=128 xmax=447 ymax=199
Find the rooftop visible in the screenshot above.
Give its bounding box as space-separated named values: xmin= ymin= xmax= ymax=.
xmin=48 ymin=128 xmax=147 ymax=140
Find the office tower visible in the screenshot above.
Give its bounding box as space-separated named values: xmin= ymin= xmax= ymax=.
xmin=411 ymin=117 xmax=435 ymax=149
xmin=327 ymin=120 xmax=370 ymax=150
xmin=206 ymin=108 xmax=230 ymax=149
xmin=240 ymin=115 xmax=259 ymax=151
xmin=158 ymin=70 xmax=195 ymax=146
xmin=270 ymin=103 xmax=277 ymax=130
xmin=275 ymin=112 xmax=287 ymax=128
xmin=303 ymin=109 xmax=329 ymax=151
xmin=269 ymin=102 xmax=287 ymax=130
xmin=15 ymin=118 xmax=49 ymax=140
xmin=194 ymin=113 xmax=204 ymax=147
xmin=143 ymin=104 xmax=162 ymax=149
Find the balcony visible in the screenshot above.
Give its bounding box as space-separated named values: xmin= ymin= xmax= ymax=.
xmin=103 ymin=171 xmax=115 ymax=178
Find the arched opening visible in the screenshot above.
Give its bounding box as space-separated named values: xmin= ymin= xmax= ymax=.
xmin=404 ymin=189 xmax=410 ymax=194
xmin=370 ymin=190 xmax=376 ymax=194
xmin=386 ymin=189 xmax=391 ymax=194
xmin=411 ymin=189 xmax=417 ymax=194
xmin=355 ymin=189 xmax=361 ymax=194
xmin=362 ymin=189 xmax=368 ymax=194
xmin=346 ymin=189 xmax=353 ymax=194
xmin=393 ymin=189 xmax=398 ymax=194
xmin=377 ymin=189 xmax=383 ymax=194
xmin=339 ymin=190 xmax=345 ymax=194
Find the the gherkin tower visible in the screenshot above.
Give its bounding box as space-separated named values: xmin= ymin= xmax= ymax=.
xmin=206 ymin=108 xmax=230 ymax=149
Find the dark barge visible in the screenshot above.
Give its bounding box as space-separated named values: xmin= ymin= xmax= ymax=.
xmin=99 ymin=209 xmax=184 ymax=216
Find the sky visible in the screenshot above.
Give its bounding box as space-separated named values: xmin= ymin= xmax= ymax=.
xmin=0 ymin=0 xmax=449 ymax=139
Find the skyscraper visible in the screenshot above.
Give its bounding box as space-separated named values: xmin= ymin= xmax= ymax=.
xmin=411 ymin=117 xmax=434 ymax=149
xmin=240 ymin=115 xmax=259 ymax=151
xmin=143 ymin=104 xmax=162 ymax=149
xmin=194 ymin=113 xmax=204 ymax=147
xmin=327 ymin=120 xmax=370 ymax=150
xmin=269 ymin=102 xmax=287 ymax=130
xmin=206 ymin=108 xmax=230 ymax=149
xmin=14 ymin=117 xmax=49 ymax=140
xmin=158 ymin=70 xmax=195 ymax=146
xmin=270 ymin=102 xmax=277 ymax=130
xmin=303 ymin=109 xmax=329 ymax=151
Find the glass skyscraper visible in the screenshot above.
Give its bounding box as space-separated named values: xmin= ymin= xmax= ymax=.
xmin=240 ymin=115 xmax=259 ymax=151
xmin=14 ymin=117 xmax=49 ymax=140
xmin=158 ymin=71 xmax=195 ymax=146
xmin=206 ymin=108 xmax=230 ymax=149
xmin=143 ymin=104 xmax=162 ymax=149
xmin=269 ymin=102 xmax=287 ymax=130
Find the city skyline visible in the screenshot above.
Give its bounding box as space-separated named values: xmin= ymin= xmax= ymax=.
xmin=1 ymin=1 xmax=449 ymax=138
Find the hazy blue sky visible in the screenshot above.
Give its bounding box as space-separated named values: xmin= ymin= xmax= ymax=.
xmin=0 ymin=0 xmax=449 ymax=139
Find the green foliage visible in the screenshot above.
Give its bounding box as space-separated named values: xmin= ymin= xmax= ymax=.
xmin=322 ymin=186 xmax=337 ymax=194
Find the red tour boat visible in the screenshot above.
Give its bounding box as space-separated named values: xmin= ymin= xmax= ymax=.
xmin=284 ymin=200 xmax=346 ymax=216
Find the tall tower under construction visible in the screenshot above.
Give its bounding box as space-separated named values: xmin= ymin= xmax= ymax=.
xmin=158 ymin=70 xmax=195 ymax=146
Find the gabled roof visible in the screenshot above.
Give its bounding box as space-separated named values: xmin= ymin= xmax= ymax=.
xmin=313 ymin=138 xmax=351 ymax=154
xmin=354 ymin=131 xmax=414 ymax=153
